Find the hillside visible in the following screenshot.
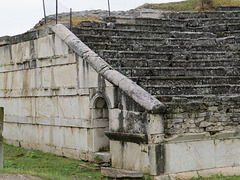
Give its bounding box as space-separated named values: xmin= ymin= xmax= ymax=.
xmin=137 ymin=0 xmax=240 ymax=11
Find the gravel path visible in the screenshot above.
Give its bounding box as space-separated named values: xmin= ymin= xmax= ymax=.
xmin=0 ymin=172 xmax=43 ymax=180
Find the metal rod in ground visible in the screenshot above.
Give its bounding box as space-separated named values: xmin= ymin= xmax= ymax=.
xmin=201 ymin=0 xmax=205 ymax=10
xmin=107 ymin=0 xmax=111 ymax=16
xmin=70 ymin=8 xmax=72 ymax=31
xmin=56 ymin=0 xmax=58 ymax=24
xmin=42 ymin=0 xmax=47 ymax=24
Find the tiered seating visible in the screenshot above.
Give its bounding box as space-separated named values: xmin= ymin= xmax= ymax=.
xmin=72 ymin=10 xmax=240 ymax=102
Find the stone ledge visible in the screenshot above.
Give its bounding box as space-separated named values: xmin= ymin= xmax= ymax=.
xmin=105 ymin=131 xmax=148 ymax=144
xmin=101 ymin=167 xmax=143 ymax=179
xmin=165 ymin=132 xmax=240 ymax=143
xmin=155 ymin=166 xmax=240 ymax=180
xmin=0 ymin=36 xmax=10 ymax=46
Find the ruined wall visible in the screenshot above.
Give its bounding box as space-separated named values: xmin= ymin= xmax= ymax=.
xmin=163 ymin=95 xmax=240 ymax=136
xmin=0 ymin=28 xmax=125 ymax=160
xmin=0 ymin=26 xmax=164 ymax=172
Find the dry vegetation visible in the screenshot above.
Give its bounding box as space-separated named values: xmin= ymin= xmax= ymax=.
xmin=60 ymin=15 xmax=101 ymax=26
xmin=137 ymin=0 xmax=240 ymax=11
xmin=33 ymin=15 xmax=101 ymax=30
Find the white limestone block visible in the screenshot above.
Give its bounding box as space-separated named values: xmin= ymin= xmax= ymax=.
xmin=58 ymin=96 xmax=80 ymax=119
xmin=53 ymin=64 xmax=78 ymax=87
xmin=12 ymin=71 xmax=23 ymax=90
xmin=11 ymin=41 xmax=31 ymax=63
xmin=165 ymin=140 xmax=215 ymax=173
xmin=36 ymin=35 xmax=55 ymax=58
xmin=215 ymin=139 xmax=240 ymax=167
xmin=78 ymin=59 xmax=99 ymax=88
xmin=0 ymin=46 xmax=11 ymax=65
xmin=110 ymin=140 xmax=123 ymax=169
xmin=123 ymin=142 xmax=148 ymax=171
xmin=54 ymin=34 xmax=69 ymax=56
xmin=41 ymin=67 xmax=52 ymax=88
xmin=147 ymin=114 xmax=164 ymax=134
xmin=0 ymin=74 xmax=4 ymax=90
xmin=79 ymin=96 xmax=90 ymax=120
xmin=36 ymin=97 xmax=58 ymax=117
xmin=92 ymin=128 xmax=109 ymax=152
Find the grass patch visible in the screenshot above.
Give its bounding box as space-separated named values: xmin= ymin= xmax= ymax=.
xmin=2 ymin=143 xmax=104 ymax=180
xmin=2 ymin=143 xmax=240 ymax=180
xmin=137 ymin=0 xmax=240 ymax=11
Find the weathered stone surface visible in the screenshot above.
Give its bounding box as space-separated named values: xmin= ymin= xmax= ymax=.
xmin=2 ymin=7 xmax=240 ymax=178
xmin=0 ymin=107 xmax=3 ymax=169
xmin=101 ymin=167 xmax=143 ymax=178
xmin=155 ymin=166 xmax=240 ymax=180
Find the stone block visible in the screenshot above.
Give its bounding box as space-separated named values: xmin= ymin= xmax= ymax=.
xmin=53 ymin=64 xmax=78 ymax=88
xmin=101 ymin=167 xmax=143 ymax=178
xmin=36 ymin=97 xmax=58 ymax=117
xmin=0 ymin=74 xmax=4 ymax=90
xmin=58 ymin=96 xmax=80 ymax=119
xmin=165 ymin=140 xmax=215 ymax=173
xmin=0 ymin=46 xmax=11 ymax=66
xmin=79 ymin=96 xmax=90 ymax=120
xmin=92 ymin=128 xmax=109 ymax=152
xmin=215 ymin=139 xmax=240 ymax=167
xmin=110 ymin=140 xmax=123 ymax=169
xmin=11 ymin=41 xmax=32 ymax=63
xmin=54 ymin=34 xmax=69 ymax=56
xmin=122 ymin=142 xmax=149 ymax=172
xmin=94 ymin=152 xmax=111 ymax=163
xmin=78 ymin=59 xmax=99 ymax=88
xmin=12 ymin=71 xmax=23 ymax=90
xmin=147 ymin=114 xmax=164 ymax=134
xmin=60 ymin=127 xmax=88 ymax=151
xmin=41 ymin=67 xmax=52 ymax=88
xmin=36 ymin=35 xmax=55 ymax=58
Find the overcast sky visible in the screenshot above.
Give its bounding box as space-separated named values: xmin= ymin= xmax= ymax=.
xmin=0 ymin=0 xmax=181 ymax=37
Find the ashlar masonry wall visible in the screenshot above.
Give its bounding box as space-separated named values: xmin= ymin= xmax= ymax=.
xmin=0 ymin=25 xmax=165 ymax=174
xmin=0 ymin=28 xmax=119 ymax=160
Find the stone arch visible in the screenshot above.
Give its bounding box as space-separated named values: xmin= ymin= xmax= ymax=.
xmin=90 ymin=92 xmax=111 ymax=152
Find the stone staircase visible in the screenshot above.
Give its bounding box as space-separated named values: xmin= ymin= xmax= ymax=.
xmin=72 ymin=10 xmax=240 ymax=103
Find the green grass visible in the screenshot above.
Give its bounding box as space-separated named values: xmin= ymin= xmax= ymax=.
xmin=187 ymin=174 xmax=240 ymax=180
xmin=1 ymin=143 xmax=240 ymax=180
xmin=1 ymin=143 xmax=104 ymax=180
xmin=137 ymin=0 xmax=240 ymax=11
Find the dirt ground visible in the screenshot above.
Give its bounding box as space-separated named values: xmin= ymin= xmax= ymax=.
xmin=0 ymin=172 xmax=43 ymax=180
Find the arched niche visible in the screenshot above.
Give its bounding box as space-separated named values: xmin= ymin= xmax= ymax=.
xmin=90 ymin=93 xmax=110 ymax=152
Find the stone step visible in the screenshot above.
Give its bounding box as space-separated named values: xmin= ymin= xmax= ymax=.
xmin=112 ymin=22 xmax=240 ymax=33
xmin=73 ymin=27 xmax=171 ymax=38
xmin=85 ymin=41 xmax=240 ymax=52
xmin=216 ymin=30 xmax=240 ymax=37
xmin=163 ymin=36 xmax=240 ymax=46
xmin=131 ymin=76 xmax=240 ymax=86
xmin=98 ymin=50 xmax=240 ymax=60
xmin=164 ymin=11 xmax=240 ymax=19
xmin=74 ymin=27 xmax=220 ymax=39
xmin=77 ymin=34 xmax=166 ymax=44
xmin=108 ymin=58 xmax=240 ymax=68
xmin=216 ymin=6 xmax=240 ymax=11
xmin=94 ymin=152 xmax=111 ymax=163
xmin=107 ymin=16 xmax=240 ymax=27
xmin=101 ymin=167 xmax=143 ymax=179
xmin=144 ymin=84 xmax=240 ymax=96
xmin=116 ymin=67 xmax=239 ymax=77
